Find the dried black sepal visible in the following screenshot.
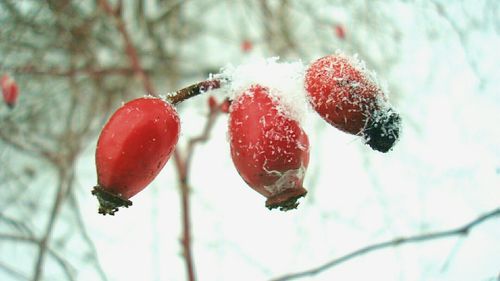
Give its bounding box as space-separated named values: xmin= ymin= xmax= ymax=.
xmin=363 ymin=109 xmax=401 ymax=153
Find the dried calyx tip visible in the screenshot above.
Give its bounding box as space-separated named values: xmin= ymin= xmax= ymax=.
xmin=265 ymin=186 xmax=308 ymax=211
xmin=363 ymin=109 xmax=401 ymax=153
xmin=91 ymin=186 xmax=132 ymax=216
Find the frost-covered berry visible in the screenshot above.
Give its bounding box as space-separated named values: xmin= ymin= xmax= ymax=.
xmin=229 ymin=85 xmax=309 ymax=211
xmin=305 ymin=54 xmax=401 ymax=152
xmin=93 ymin=97 xmax=180 ymax=215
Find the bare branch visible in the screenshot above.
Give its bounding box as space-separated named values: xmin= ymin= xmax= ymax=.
xmin=0 ymin=260 xmax=29 ymax=281
xmin=68 ymin=191 xmax=109 ymax=281
xmin=0 ymin=234 xmax=75 ymax=281
xmin=98 ymin=0 xmax=156 ymax=96
xmin=32 ymin=169 xmax=75 ymax=281
xmin=172 ymin=98 xmax=224 ymax=281
xmin=271 ymin=207 xmax=500 ymax=281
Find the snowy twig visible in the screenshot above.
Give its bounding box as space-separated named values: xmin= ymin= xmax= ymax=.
xmin=270 ymin=207 xmax=500 ymax=281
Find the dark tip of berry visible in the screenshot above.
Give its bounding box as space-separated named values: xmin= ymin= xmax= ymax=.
xmin=265 ymin=186 xmax=308 ymax=211
xmin=91 ymin=185 xmax=132 ymax=216
xmin=363 ymin=109 xmax=401 ymax=153
xmin=6 ymin=103 xmax=15 ymax=109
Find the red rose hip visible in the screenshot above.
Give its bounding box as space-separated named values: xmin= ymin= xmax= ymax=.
xmin=1 ymin=74 xmax=19 ymax=109
xmin=305 ymin=54 xmax=401 ymax=152
xmin=93 ymin=97 xmax=180 ymax=215
xmin=229 ymin=85 xmax=309 ymax=211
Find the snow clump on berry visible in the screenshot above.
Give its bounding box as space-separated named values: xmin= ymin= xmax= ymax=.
xmin=218 ymin=57 xmax=309 ymax=124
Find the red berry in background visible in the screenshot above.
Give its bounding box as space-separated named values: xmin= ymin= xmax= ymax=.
xmin=208 ymin=95 xmax=218 ymax=112
xmin=229 ymin=85 xmax=309 ymax=211
xmin=93 ymin=97 xmax=180 ymax=215
xmin=305 ymin=54 xmax=401 ymax=152
xmin=241 ymin=39 xmax=253 ymax=53
xmin=1 ymin=74 xmax=19 ymax=109
xmin=219 ymin=98 xmax=231 ymax=114
xmin=334 ymin=24 xmax=346 ymax=40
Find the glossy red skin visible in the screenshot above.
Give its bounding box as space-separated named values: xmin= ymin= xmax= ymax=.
xmin=305 ymin=55 xmax=384 ymax=135
xmin=1 ymin=75 xmax=19 ymax=108
xmin=229 ymin=85 xmax=309 ymax=198
xmin=96 ymin=97 xmax=180 ymax=199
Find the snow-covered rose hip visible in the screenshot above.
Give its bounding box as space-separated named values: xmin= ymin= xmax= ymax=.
xmin=305 ymin=54 xmax=401 ymax=152
xmin=93 ymin=97 xmax=180 ymax=215
xmin=229 ymin=85 xmax=309 ymax=211
xmin=1 ymin=74 xmax=19 ymax=109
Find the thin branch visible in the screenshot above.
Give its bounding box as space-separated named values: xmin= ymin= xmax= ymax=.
xmin=178 ymin=180 xmax=196 ymax=281
xmin=32 ymin=169 xmax=74 ymax=281
xmin=99 ymin=0 xmax=156 ymax=95
xmin=0 ymin=260 xmax=29 ymax=281
xmin=68 ymin=191 xmax=109 ymax=281
xmin=167 ymin=79 xmax=224 ymax=105
xmin=172 ymin=102 xmax=224 ymax=281
xmin=7 ymin=65 xmax=140 ymax=77
xmin=0 ymin=234 xmax=75 ymax=281
xmin=270 ymin=207 xmax=500 ymax=281
xmin=0 ymin=213 xmax=33 ymax=237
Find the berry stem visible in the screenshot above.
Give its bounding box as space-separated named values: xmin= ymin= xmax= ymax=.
xmin=167 ymin=79 xmax=226 ymax=105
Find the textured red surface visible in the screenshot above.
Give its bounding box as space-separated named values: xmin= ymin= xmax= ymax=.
xmin=1 ymin=75 xmax=19 ymax=108
xmin=305 ymin=55 xmax=384 ymax=135
xmin=229 ymin=85 xmax=309 ymax=198
xmin=96 ymin=97 xmax=180 ymax=199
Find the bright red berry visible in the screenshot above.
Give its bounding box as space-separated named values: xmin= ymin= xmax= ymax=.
xmin=93 ymin=97 xmax=180 ymax=215
xmin=229 ymin=85 xmax=309 ymax=211
xmin=305 ymin=54 xmax=401 ymax=152
xmin=241 ymin=39 xmax=253 ymax=53
xmin=1 ymin=75 xmax=19 ymax=109
xmin=334 ymin=24 xmax=346 ymax=40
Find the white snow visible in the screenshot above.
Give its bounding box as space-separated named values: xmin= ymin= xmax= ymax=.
xmin=217 ymin=57 xmax=310 ymax=123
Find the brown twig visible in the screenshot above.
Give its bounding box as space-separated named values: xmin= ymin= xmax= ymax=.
xmin=0 ymin=233 xmax=75 ymax=281
xmin=178 ymin=179 xmax=196 ymax=281
xmin=68 ymin=192 xmax=109 ymax=281
xmin=99 ymin=0 xmax=156 ymax=95
xmin=7 ymin=65 xmax=140 ymax=77
xmin=270 ymin=207 xmax=500 ymax=281
xmin=0 ymin=260 xmax=29 ymax=280
xmin=167 ymin=79 xmax=224 ymax=105
xmin=172 ymin=105 xmax=223 ymax=281
xmin=32 ymin=168 xmax=75 ymax=281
